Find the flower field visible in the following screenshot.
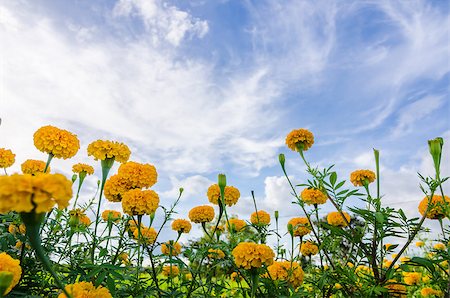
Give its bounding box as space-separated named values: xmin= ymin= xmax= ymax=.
xmin=0 ymin=125 xmax=448 ymax=297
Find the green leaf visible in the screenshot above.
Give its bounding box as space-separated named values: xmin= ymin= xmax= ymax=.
xmin=410 ymin=257 xmax=436 ymax=273
xmin=375 ymin=212 xmax=384 ymax=224
xmin=330 ymin=172 xmax=337 ymax=186
xmin=335 ymin=181 xmax=345 ymax=189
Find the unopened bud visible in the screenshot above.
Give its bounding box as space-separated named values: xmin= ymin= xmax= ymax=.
xmin=278 ymin=154 xmax=285 ymax=167
xmin=428 ymin=137 xmax=444 ymax=175
xmin=274 ymin=211 xmax=279 ymax=220
xmin=71 ymin=174 xmax=77 ymax=183
xmin=287 ymin=223 xmax=294 ymax=236
xmin=218 ymin=174 xmax=227 ymax=188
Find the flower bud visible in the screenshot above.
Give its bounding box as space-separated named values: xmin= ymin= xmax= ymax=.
xmin=71 ymin=174 xmax=77 ymax=183
xmin=218 ymin=174 xmax=227 ymax=189
xmin=278 ymin=154 xmax=285 ymax=168
xmin=428 ymin=137 xmax=444 ymax=175
xmin=287 ymin=223 xmax=294 ymax=237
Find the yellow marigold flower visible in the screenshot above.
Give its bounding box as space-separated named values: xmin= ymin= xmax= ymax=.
xmin=334 ymin=283 xmax=342 ymax=289
xmin=287 ymin=217 xmax=311 ymax=236
xmin=117 ymin=161 xmax=157 ymax=188
xmin=118 ymin=252 xmax=129 ymax=265
xmin=0 ymin=173 xmax=72 ymax=213
xmin=21 ymin=159 xmax=50 ymax=175
xmin=416 ymin=241 xmax=425 ymax=247
xmin=232 ymin=242 xmax=274 ymax=269
xmin=171 ymin=219 xmax=192 ymax=233
xmin=14 ymin=240 xmax=31 ymax=250
xmin=266 ymin=261 xmax=304 ymax=288
xmin=104 ymin=174 xmax=131 ymax=202
xmin=350 ymin=169 xmax=376 ymax=187
xmin=72 ymin=163 xmax=94 ymax=175
xmin=419 ymin=195 xmax=450 ymax=219
xmin=385 ymin=280 xmax=407 ymax=297
xmin=162 ymin=265 xmax=179 ymax=277
xmin=58 ymin=281 xmax=112 ymax=298
xmin=285 ymin=128 xmax=314 ymax=152
xmin=403 ymin=272 xmax=421 ymax=285
xmin=69 ymin=209 xmax=91 ymax=227
xmin=0 ymin=252 xmax=22 ymax=296
xmin=0 ymin=148 xmax=15 ymax=168
xmin=101 ymin=210 xmax=122 ymax=223
xmin=127 ymin=219 xmax=144 ymax=233
xmin=161 ymin=241 xmax=182 ymax=256
xmin=355 ymin=265 xmax=371 ymax=276
xmin=326 ymin=212 xmax=351 ymax=227
xmin=434 ymin=243 xmax=446 ymax=250
xmin=230 ymin=272 xmax=242 ymax=282
xmin=133 ymin=227 xmax=157 ymax=244
xmin=8 ymin=224 xmax=26 ymax=235
xmin=227 ymin=218 xmax=246 ymax=232
xmin=300 ymin=241 xmax=319 ymax=257
xmin=421 ymin=287 xmax=443 ymax=297
xmin=87 ymin=140 xmax=131 ymax=163
xmin=185 ymin=273 xmax=193 ymax=280
xmin=250 ymin=210 xmax=271 ymax=226
xmin=207 ymin=184 xmax=240 ymax=206
xmin=300 ymin=188 xmax=327 ymax=205
xmin=208 ymin=248 xmax=225 ymax=259
xmin=188 ymin=205 xmax=215 ymax=223
xmin=33 ymin=125 xmax=80 ymax=159
xmin=347 ymin=262 xmax=354 ymax=268
xmin=122 ymin=189 xmax=159 ymax=216
xmin=400 ymin=256 xmax=410 ymax=263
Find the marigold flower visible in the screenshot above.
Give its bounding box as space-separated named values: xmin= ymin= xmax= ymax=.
xmin=87 ymin=140 xmax=131 ymax=163
xmin=287 ymin=217 xmax=311 ymax=236
xmin=250 ymin=210 xmax=271 ymax=226
xmin=266 ymin=261 xmax=304 ymax=288
xmin=122 ymin=189 xmax=159 ymax=216
xmin=101 ymin=210 xmax=122 ymax=223
xmin=400 ymin=256 xmax=410 ymax=263
xmin=127 ymin=219 xmax=144 ymax=233
xmin=418 ymin=195 xmax=450 ymax=219
xmin=33 ymin=125 xmax=80 ymax=159
xmin=208 ymin=248 xmax=225 ymax=259
xmin=0 ymin=173 xmax=72 ymax=213
xmin=415 ymin=241 xmax=425 ymax=247
xmin=14 ymin=240 xmax=31 ymax=250
xmin=403 ymin=272 xmax=421 ymax=285
xmin=327 ymin=211 xmax=351 ymax=227
xmin=230 ymin=272 xmax=242 ymax=282
xmin=21 ymin=159 xmax=50 ymax=175
xmin=232 ymin=242 xmax=274 ymax=269
xmin=8 ymin=223 xmax=26 ymax=235
xmin=0 ymin=252 xmax=21 ymax=295
xmin=162 ymin=265 xmax=179 ymax=277
xmin=0 ymin=148 xmax=15 ymax=168
xmin=350 ymin=170 xmax=376 ymax=187
xmin=227 ymin=218 xmax=246 ymax=232
xmin=118 ymin=252 xmax=129 ymax=265
xmin=300 ymin=241 xmax=319 ymax=257
xmin=161 ymin=241 xmax=182 ymax=256
xmin=118 ymin=161 xmax=157 ymax=188
xmin=104 ymin=174 xmax=131 ymax=202
xmin=421 ymin=287 xmax=443 ymax=297
xmin=69 ymin=209 xmax=91 ymax=227
xmin=207 ymin=184 xmax=240 ymax=206
xmin=72 ymin=163 xmax=94 ymax=175
xmin=434 ymin=243 xmax=446 ymax=250
xmin=285 ymin=129 xmax=314 ymax=152
xmin=189 ymin=205 xmax=215 ymax=223
xmin=58 ymin=281 xmax=112 ymax=298
xmin=171 ymin=219 xmax=192 ymax=233
xmin=300 ymin=188 xmax=327 ymax=205
xmin=385 ymin=280 xmax=407 ymax=297
xmin=133 ymin=227 xmax=157 ymax=244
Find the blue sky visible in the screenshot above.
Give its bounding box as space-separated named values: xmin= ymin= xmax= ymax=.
xmin=0 ymin=0 xmax=449 ymax=245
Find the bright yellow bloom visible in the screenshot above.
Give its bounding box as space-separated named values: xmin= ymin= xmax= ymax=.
xmin=101 ymin=210 xmax=122 ymax=223
xmin=300 ymin=188 xmax=327 ymax=205
xmin=385 ymin=280 xmax=407 ymax=297
xmin=127 ymin=220 xmax=144 ymax=233
xmin=434 ymin=243 xmax=446 ymax=250
xmin=327 ymin=211 xmax=351 ymax=227
xmin=421 ymin=287 xmax=443 ymax=297
xmin=8 ymin=223 xmax=26 ymax=235
xmin=0 ymin=148 xmax=15 ymax=168
xmin=117 ymin=161 xmax=157 ymax=188
xmin=227 ymin=218 xmax=246 ymax=232
xmin=104 ymin=174 xmax=130 ymax=202
xmin=419 ymin=195 xmax=450 ymax=219
xmin=415 ymin=241 xmax=425 ymax=247
xmin=285 ymin=129 xmax=314 ymax=152
xmin=118 ymin=252 xmax=129 ymax=265
xmin=266 ymin=261 xmax=304 ymax=288
xmin=69 ymin=209 xmax=91 ymax=227
xmin=133 ymin=227 xmax=157 ymax=244
xmin=184 ymin=273 xmax=193 ymax=280
xmin=400 ymin=256 xmax=410 ymax=263
xmin=33 ymin=125 xmax=80 ymax=159
xmin=161 ymin=241 xmax=182 ymax=256
xmin=58 ymin=281 xmax=112 ymax=298
xmin=334 ymin=283 xmax=342 ymax=289
xmin=14 ymin=240 xmax=31 ymax=250
xmin=171 ymin=219 xmax=192 ymax=233
xmin=21 ymin=159 xmax=50 ymax=175
xmin=287 ymin=217 xmax=311 ymax=236
xmin=403 ymin=272 xmax=421 ymax=285
xmin=250 ymin=210 xmax=271 ymax=226
xmin=188 ymin=205 xmax=215 ymax=223
xmin=232 ymin=242 xmax=274 ymax=269
xmin=207 ymin=184 xmax=240 ymax=206
xmin=72 ymin=163 xmax=94 ymax=175
xmin=162 ymin=265 xmax=179 ymax=277
xmin=300 ymin=241 xmax=319 ymax=257
xmin=350 ymin=169 xmax=376 ymax=187
xmin=0 ymin=253 xmax=21 ymax=295
xmin=122 ymin=189 xmax=159 ymax=216
xmin=0 ymin=173 xmax=72 ymax=213
xmin=87 ymin=140 xmax=131 ymax=163
xmin=208 ymin=248 xmax=225 ymax=259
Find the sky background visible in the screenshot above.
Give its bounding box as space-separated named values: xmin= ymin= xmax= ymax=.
xmin=0 ymin=0 xmax=449 ymax=251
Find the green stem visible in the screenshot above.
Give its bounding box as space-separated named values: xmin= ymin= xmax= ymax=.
xmin=250 ymin=271 xmax=258 ymax=298
xmin=44 ymin=153 xmax=53 ymax=173
xmin=136 ymin=215 xmax=142 ymax=293
xmin=72 ymin=174 xmax=85 ymax=209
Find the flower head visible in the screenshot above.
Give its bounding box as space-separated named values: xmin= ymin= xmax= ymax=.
xmin=415 ymin=241 xmax=425 ymax=247
xmin=8 ymin=223 xmax=26 ymax=235
xmin=118 ymin=252 xmax=129 ymax=265
xmin=0 ymin=148 xmax=15 ymax=168
xmin=287 ymin=217 xmax=311 ymax=237
xmin=350 ymin=170 xmax=376 ymax=187
xmin=285 ymin=129 xmax=314 ymax=152
xmin=118 ymin=161 xmax=157 ymax=188
xmin=104 ymin=174 xmax=130 ymax=202
xmin=0 ymin=252 xmax=21 ymax=295
xmin=418 ymin=195 xmax=450 ymax=219
xmin=33 ymin=125 xmax=80 ymax=159
xmin=208 ymin=248 xmax=225 ymax=259
xmin=127 ymin=219 xmax=144 ymax=233
xmin=87 ymin=140 xmax=131 ymax=163
xmin=327 ymin=211 xmax=351 ymax=227
xmin=300 ymin=241 xmax=319 ymax=257
xmin=385 ymin=280 xmax=407 ymax=297
xmin=161 ymin=241 xmax=182 ymax=256
xmin=72 ymin=163 xmax=94 ymax=175
xmin=227 ymin=218 xmax=246 ymax=232
xmin=58 ymin=281 xmax=112 ymax=298
xmin=21 ymin=159 xmax=50 ymax=175
xmin=122 ymin=189 xmax=159 ymax=216
xmin=101 ymin=210 xmax=122 ymax=223
xmin=250 ymin=210 xmax=271 ymax=226
xmin=69 ymin=209 xmax=91 ymax=227
xmin=402 ymin=272 xmax=421 ymax=285
xmin=421 ymin=287 xmax=443 ymax=297
xmin=133 ymin=227 xmax=157 ymax=244
xmin=162 ymin=265 xmax=179 ymax=277
xmin=300 ymin=188 xmax=327 ymax=205
xmin=207 ymin=184 xmax=240 ymax=206
xmin=266 ymin=261 xmax=304 ymax=288
xmin=434 ymin=243 xmax=446 ymax=250
xmin=232 ymin=242 xmax=274 ymax=269
xmin=171 ymin=219 xmax=192 ymax=233
xmin=189 ymin=205 xmax=215 ymax=223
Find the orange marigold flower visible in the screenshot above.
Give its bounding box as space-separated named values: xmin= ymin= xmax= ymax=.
xmin=402 ymin=272 xmax=421 ymax=285
xmin=122 ymin=189 xmax=159 ymax=216
xmin=434 ymin=243 xmax=446 ymax=250
xmin=0 ymin=174 xmax=72 ymax=213
xmin=117 ymin=161 xmax=157 ymax=189
xmin=133 ymin=227 xmax=157 ymax=244
xmin=188 ymin=205 xmax=215 ymax=223
xmin=101 ymin=210 xmax=122 ymax=223
xmin=385 ymin=280 xmax=407 ymax=297
xmin=207 ymin=184 xmax=240 ymax=206
xmin=127 ymin=219 xmax=144 ymax=233
xmin=300 ymin=241 xmax=319 ymax=257
xmin=0 ymin=252 xmax=22 ymax=295
xmin=0 ymin=148 xmax=15 ymax=168
xmin=21 ymin=159 xmax=50 ymax=175
xmin=72 ymin=163 xmax=94 ymax=175
xmin=171 ymin=219 xmax=192 ymax=233
xmin=421 ymin=287 xmax=443 ymax=297
xmin=58 ymin=281 xmax=112 ymax=298
xmin=232 ymin=242 xmax=274 ymax=269
xmin=162 ymin=265 xmax=179 ymax=277
xmin=8 ymin=223 xmax=26 ymax=235
xmin=250 ymin=210 xmax=271 ymax=226
xmin=300 ymin=188 xmax=327 ymax=205
xmin=104 ymin=174 xmax=131 ymax=202
xmin=87 ymin=140 xmax=131 ymax=163
xmin=266 ymin=261 xmax=304 ymax=288
xmin=227 ymin=218 xmax=246 ymax=232
xmin=161 ymin=241 xmax=182 ymax=256
xmin=327 ymin=211 xmax=351 ymax=227
xmin=33 ymin=125 xmax=80 ymax=159
xmin=208 ymin=248 xmax=225 ymax=259
xmin=415 ymin=241 xmax=425 ymax=247
xmin=418 ymin=195 xmax=450 ymax=219
xmin=287 ymin=217 xmax=311 ymax=236
xmin=285 ymin=128 xmax=314 ymax=152
xmin=350 ymin=170 xmax=376 ymax=187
